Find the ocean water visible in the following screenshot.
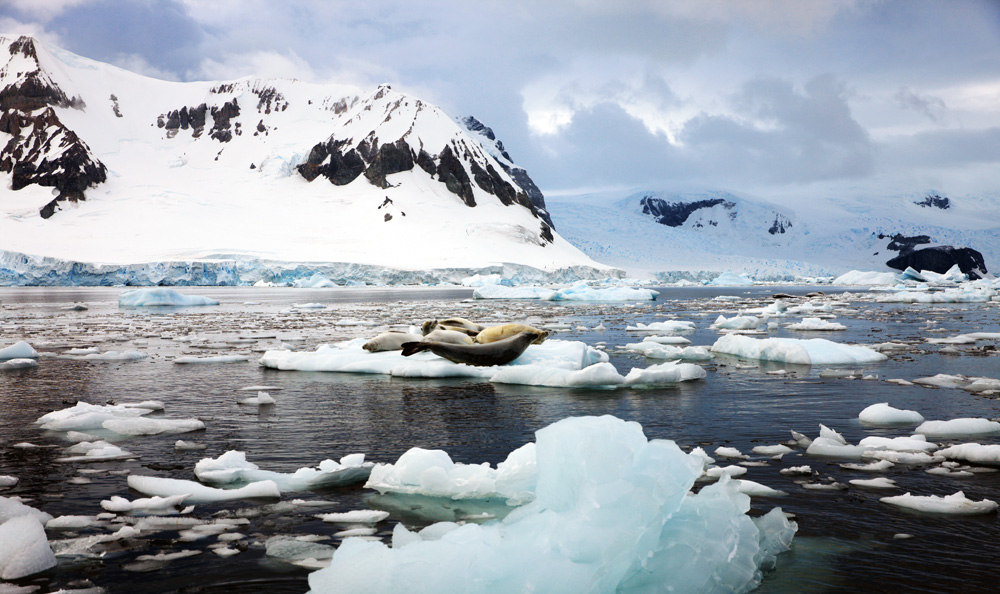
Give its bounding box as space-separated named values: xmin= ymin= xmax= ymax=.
xmin=1 ymin=285 xmax=999 ymax=593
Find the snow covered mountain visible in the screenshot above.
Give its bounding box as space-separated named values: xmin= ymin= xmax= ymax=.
xmin=0 ymin=35 xmax=611 ymax=285
xmin=546 ymin=189 xmax=1000 ymax=281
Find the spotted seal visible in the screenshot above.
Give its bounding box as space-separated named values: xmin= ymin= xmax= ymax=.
xmin=400 ymin=331 xmax=539 ymax=366
xmin=475 ymin=324 xmax=548 ymax=345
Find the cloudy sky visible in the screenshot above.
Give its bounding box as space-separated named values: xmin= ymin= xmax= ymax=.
xmin=3 ymin=0 xmax=999 ymax=199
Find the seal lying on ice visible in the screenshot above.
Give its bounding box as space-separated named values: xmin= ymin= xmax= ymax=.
xmin=421 ymin=318 xmax=484 ymax=337
xmin=475 ymin=324 xmax=548 ymax=345
xmin=363 ymin=331 xmax=424 ymax=352
xmin=400 ymin=331 xmax=540 ymax=366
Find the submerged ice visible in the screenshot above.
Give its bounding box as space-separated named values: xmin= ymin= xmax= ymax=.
xmin=308 ymin=415 xmax=796 ymax=594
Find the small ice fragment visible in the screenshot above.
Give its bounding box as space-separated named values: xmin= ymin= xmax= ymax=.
xmin=859 ymin=403 xmax=925 ymax=427
xmin=315 ymin=510 xmax=390 ymax=524
xmin=880 ymin=491 xmax=998 ymax=515
xmin=714 ymin=446 xmax=748 ymax=459
xmin=849 ymin=477 xmax=897 ymax=489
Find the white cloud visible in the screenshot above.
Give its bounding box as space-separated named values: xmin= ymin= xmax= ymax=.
xmin=6 ymin=0 xmax=95 ymax=20
xmin=111 ymin=53 xmax=181 ymax=82
xmin=0 ymin=16 xmax=64 ymax=45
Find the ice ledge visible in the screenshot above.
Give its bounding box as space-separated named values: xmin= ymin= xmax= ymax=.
xmin=0 ymin=250 xmax=623 ymax=287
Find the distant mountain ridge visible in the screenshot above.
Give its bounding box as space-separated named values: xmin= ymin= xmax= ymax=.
xmin=0 ymin=35 xmax=607 ymax=284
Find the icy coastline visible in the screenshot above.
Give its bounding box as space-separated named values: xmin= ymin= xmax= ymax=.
xmin=0 ymin=250 xmax=622 ymax=287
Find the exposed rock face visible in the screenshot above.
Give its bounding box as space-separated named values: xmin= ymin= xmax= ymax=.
xmin=768 ymin=213 xmax=793 ymax=235
xmin=887 ymin=245 xmax=987 ymax=280
xmin=880 ymin=233 xmax=932 ymax=253
xmin=639 ymin=196 xmax=733 ymax=227
xmin=1 ymin=36 xmax=105 ymax=218
xmin=915 ymin=194 xmax=950 ymax=209
xmin=156 ymin=98 xmax=241 ymax=142
xmin=298 ymin=89 xmax=555 ymax=245
xmin=457 ymin=115 xmax=554 ymax=228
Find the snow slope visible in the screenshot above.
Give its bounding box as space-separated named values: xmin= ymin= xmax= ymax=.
xmin=0 ymin=36 xmax=611 ymax=285
xmin=546 ymin=188 xmax=1000 ymax=280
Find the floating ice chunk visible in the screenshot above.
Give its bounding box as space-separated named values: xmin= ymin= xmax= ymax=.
xmin=806 ymin=425 xmax=865 ymax=459
xmin=912 ymin=374 xmax=969 ymax=389
xmin=175 ymin=440 xmax=207 ymax=450
xmin=711 ymin=334 xmax=887 ymax=365
xmin=309 ymin=416 xmax=795 ymax=594
xmin=790 ymin=430 xmax=812 ymax=448
xmin=266 ymin=536 xmax=336 ymax=562
xmin=174 ymin=355 xmax=250 ymax=364
xmin=239 ymin=391 xmax=276 ymax=405
xmin=623 ymin=361 xmax=707 ymax=386
xmin=937 ymin=443 xmax=1000 ymax=466
xmin=292 ymin=273 xmax=337 ymax=288
xmin=711 ymin=315 xmax=763 ymax=331
xmin=625 ymin=320 xmax=696 ymax=334
xmin=102 ymin=417 xmax=205 ymax=436
xmin=293 ymin=303 xmax=327 ymax=309
xmin=752 ymin=445 xmax=793 ymax=456
xmin=45 ymin=515 xmax=103 ymax=530
xmin=0 ymin=476 xmax=18 ymax=488
xmin=704 ymin=465 xmax=747 ymax=479
xmin=963 ymin=378 xmax=1000 ymax=394
xmin=118 ymin=288 xmax=219 ymax=307
xmin=0 ymin=497 xmax=52 ymax=526
xmin=101 ymin=494 xmax=191 ymax=515
xmin=859 ymin=403 xmax=925 ymax=426
xmin=623 ymin=342 xmax=713 ymax=361
xmin=60 ymin=350 xmax=148 ymax=362
xmin=548 ymin=285 xmax=659 ymax=302
xmin=709 ymin=272 xmax=753 ymax=286
xmin=857 ymin=435 xmax=937 ymax=452
xmin=735 ymin=480 xmax=787 ymax=497
xmin=0 ymin=515 xmax=57 ymax=579
xmin=850 ymin=477 xmax=897 ymax=489
xmin=56 ymin=441 xmax=136 ymax=462
xmin=715 ymin=446 xmax=748 ymax=459
xmin=862 ymin=451 xmax=943 ymax=465
xmin=841 ymin=460 xmax=894 ymax=472
xmin=490 ymin=362 xmax=626 ymax=388
xmin=916 ymin=418 xmax=1000 ymax=438
xmin=881 ymin=491 xmax=998 ymax=515
xmin=315 ymin=510 xmax=390 ymax=524
xmin=127 ymin=475 xmax=280 ymax=502
xmin=786 ymin=318 xmax=846 ymax=331
xmin=833 ymin=270 xmax=899 ymax=285
xmin=877 ymin=288 xmax=994 ymax=304
xmin=779 ymin=466 xmax=812 ymax=476
xmin=0 ymin=358 xmax=38 ymax=370
xmin=472 ymin=285 xmax=557 ymax=300
xmin=260 ymin=339 xmax=606 ymax=385
xmin=194 ymin=451 xmax=373 ymax=492
xmin=801 ymin=481 xmax=847 ymax=491
xmin=641 ymin=335 xmax=691 ymax=345
xmin=0 ymin=341 xmax=38 ymax=361
xmin=365 ymin=443 xmax=537 ymax=505
xmin=36 ymin=401 xmax=159 ymax=431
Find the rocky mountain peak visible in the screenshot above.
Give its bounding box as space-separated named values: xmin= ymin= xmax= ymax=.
xmin=0 ymin=35 xmax=84 ymax=111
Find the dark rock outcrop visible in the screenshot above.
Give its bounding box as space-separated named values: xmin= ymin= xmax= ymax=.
xmin=879 ymin=233 xmax=932 ymax=253
xmin=297 ymin=139 xmax=366 ymax=185
xmin=436 ymin=144 xmax=476 ymax=207
xmin=915 ymin=194 xmax=950 ymax=209
xmin=768 ymin=213 xmax=793 ymax=235
xmin=0 ymin=37 xmax=85 ymax=112
xmin=0 ymin=107 xmax=107 ymax=218
xmin=640 ymin=196 xmax=733 ymax=227
xmin=363 ymin=139 xmax=414 ymax=188
xmin=887 ymin=246 xmax=987 ymax=280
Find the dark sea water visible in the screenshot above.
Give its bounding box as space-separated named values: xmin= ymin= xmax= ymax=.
xmin=1 ymin=285 xmax=999 ymax=593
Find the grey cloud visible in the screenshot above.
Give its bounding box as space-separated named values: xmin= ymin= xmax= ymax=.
xmin=894 ymin=87 xmax=946 ymax=123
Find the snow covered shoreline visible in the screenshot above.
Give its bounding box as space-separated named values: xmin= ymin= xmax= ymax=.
xmin=0 ymin=250 xmax=621 ymax=287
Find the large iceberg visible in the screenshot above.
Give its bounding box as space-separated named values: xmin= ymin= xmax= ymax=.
xmin=118 ymin=288 xmax=220 ymax=307
xmin=711 ymin=334 xmax=888 ymax=365
xmin=473 ymin=284 xmax=657 ymax=301
xmin=307 ymin=415 xmax=796 ymax=594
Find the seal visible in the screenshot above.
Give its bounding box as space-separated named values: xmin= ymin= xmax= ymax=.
xmin=475 ymin=324 xmax=548 ymax=345
xmin=400 ymin=331 xmax=540 ymax=366
xmin=422 ymin=328 xmax=475 ymax=345
xmin=421 ymin=318 xmax=483 ymax=336
xmin=363 ymin=331 xmax=424 ymax=352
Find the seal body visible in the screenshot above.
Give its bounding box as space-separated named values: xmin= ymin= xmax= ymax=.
xmin=422 ymin=328 xmax=475 ymax=345
xmin=475 ymin=324 xmax=548 ymax=345
xmin=400 ymin=331 xmax=539 ymax=366
xmin=421 ymin=318 xmax=483 ymax=336
xmin=363 ymin=331 xmax=423 ymax=352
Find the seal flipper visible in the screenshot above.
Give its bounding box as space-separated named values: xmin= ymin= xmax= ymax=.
xmin=401 ymin=341 xmax=432 ymax=357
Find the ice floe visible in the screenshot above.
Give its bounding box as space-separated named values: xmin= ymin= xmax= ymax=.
xmin=0 ymin=341 xmax=38 ymax=360
xmin=833 ymin=270 xmax=899 ymax=285
xmin=195 ymin=451 xmax=373 ymax=492
xmin=0 ymin=358 xmax=37 ymax=370
xmin=472 ymin=284 xmax=658 ymax=301
xmin=127 ymin=475 xmax=280 ymax=503
xmin=711 ymin=334 xmax=887 ymax=365
xmin=0 ymin=515 xmax=58 ymax=579
xmin=937 ymin=443 xmax=1000 ymax=466
xmin=849 ymin=477 xmax=897 ymax=489
xmin=623 ymin=342 xmax=713 ymax=362
xmin=625 ymin=320 xmax=697 ymax=333
xmin=880 ymin=491 xmax=998 ymax=515
xmin=710 ymin=315 xmax=763 ymax=331
xmin=308 ymin=415 xmax=796 ymax=594
xmin=915 ymin=418 xmax=1000 ymax=438
xmin=101 ymin=494 xmax=192 ymax=515
xmin=118 ymin=288 xmax=220 ymax=307
xmin=786 ymin=318 xmax=846 ymax=331
xmin=174 ymin=355 xmax=250 ymax=364
xmin=858 ymin=403 xmax=925 ymax=427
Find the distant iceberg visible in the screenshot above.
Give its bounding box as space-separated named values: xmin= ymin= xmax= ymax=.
xmin=118 ymin=288 xmax=219 ymax=307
